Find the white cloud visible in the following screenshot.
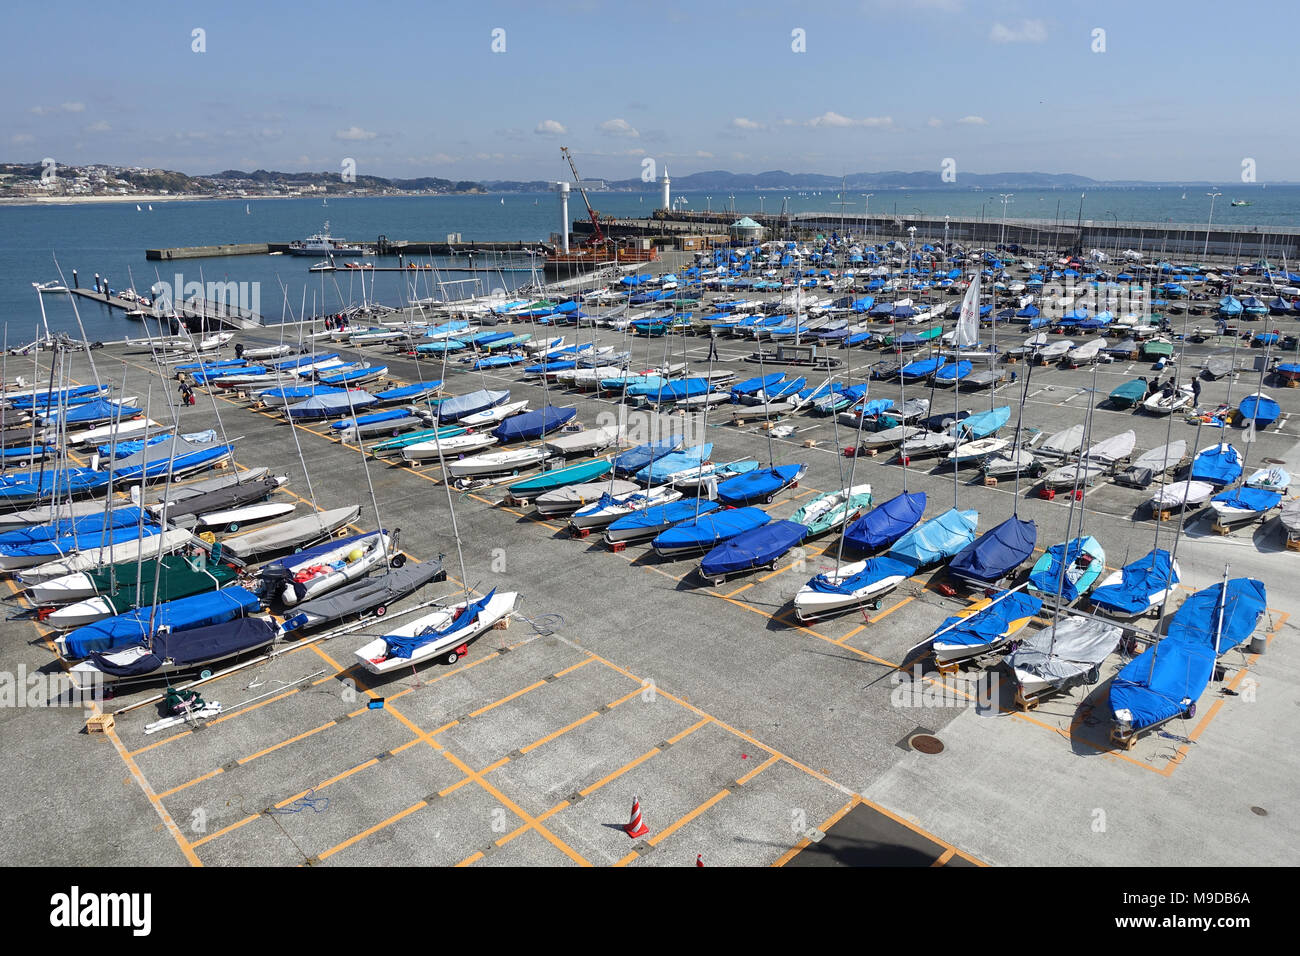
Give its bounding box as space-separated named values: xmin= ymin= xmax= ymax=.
xmin=730 ymin=117 xmax=764 ymax=130
xmin=989 ymin=19 xmax=1047 ymax=43
xmin=334 ymin=126 xmax=377 ymax=141
xmin=85 ymin=120 xmax=111 ymax=133
xmin=534 ymin=119 xmax=567 ymax=136
xmin=807 ymin=111 xmax=893 ymax=128
xmin=927 ymin=117 xmax=943 ymax=128
xmin=598 ymin=118 xmax=639 ymax=138
xmin=695 ymin=150 xmax=714 ymax=159
xmin=30 ymin=101 xmax=86 ymax=116
xmin=11 ymin=133 xmax=34 ymax=144
xmin=956 ymin=115 xmax=988 ymax=125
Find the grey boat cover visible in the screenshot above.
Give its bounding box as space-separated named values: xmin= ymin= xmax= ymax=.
xmin=963 ymin=369 xmax=1001 ymax=388
xmin=220 ymin=504 xmax=360 ymax=558
xmin=1039 ymin=424 xmax=1084 ymax=458
xmin=156 ymin=476 xmax=282 ymax=526
xmin=535 ymin=479 xmax=639 ymax=513
xmin=900 ymin=432 xmax=955 ymax=455
xmin=1042 ymin=461 xmax=1108 ymax=488
xmin=1203 ymin=355 xmax=1233 ymax=378
xmin=0 ymin=499 xmax=104 ymax=529
xmin=896 ymin=398 xmax=930 ymax=421
xmin=1009 ymin=616 xmax=1122 ymax=691
xmin=859 ymin=425 xmax=923 ymax=448
xmin=1132 ymin=441 xmax=1187 ymax=474
xmin=1280 ymin=497 xmax=1300 ymax=534
xmin=982 ymin=449 xmax=1039 ymax=476
xmin=1084 ymin=430 xmax=1136 ymax=465
xmin=282 ymin=558 xmax=446 ymax=630
xmin=157 ymin=467 xmax=270 ymax=504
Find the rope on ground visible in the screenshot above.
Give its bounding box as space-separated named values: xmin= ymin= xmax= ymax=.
xmin=266 ymin=788 xmax=330 ymax=815
xmin=516 ymin=612 xmax=565 ymax=637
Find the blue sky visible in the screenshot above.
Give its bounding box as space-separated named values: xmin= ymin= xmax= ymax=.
xmin=5 ymin=0 xmax=1295 ymax=183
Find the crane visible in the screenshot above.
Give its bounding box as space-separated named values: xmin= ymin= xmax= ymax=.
xmin=560 ymin=146 xmax=607 ymax=248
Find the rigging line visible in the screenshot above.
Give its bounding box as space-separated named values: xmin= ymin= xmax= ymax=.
xmin=51 ymin=255 xmax=102 ymax=390
xmin=273 ymin=278 xmax=321 ymax=513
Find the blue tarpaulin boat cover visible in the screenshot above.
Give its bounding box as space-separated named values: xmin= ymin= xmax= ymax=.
xmin=0 ymin=506 xmax=147 ymax=546
xmin=87 ymin=618 xmax=278 ymax=678
xmin=950 ymin=517 xmax=1037 ymax=583
xmin=606 ymin=500 xmax=719 ymax=534
xmin=613 ymin=436 xmax=683 ymax=475
xmin=932 ymin=591 xmax=1043 ymax=647
xmin=62 ymin=586 xmax=261 ymax=658
xmin=716 ymin=464 xmax=805 ymax=505
xmin=286 ymin=391 xmax=378 ymax=419
xmin=635 ymin=444 xmax=712 ymax=483
xmin=844 ymin=492 xmax=926 ymax=551
xmin=385 ymin=589 xmax=495 ymax=660
xmin=652 ymin=507 xmax=770 ymax=552
xmin=1028 ymin=537 xmax=1101 ymax=602
xmin=0 ymin=524 xmax=158 ymax=561
xmin=888 ymin=508 xmax=978 ymax=566
xmin=730 ymin=372 xmax=783 ymax=400
xmin=900 ymin=357 xmax=946 ymax=379
xmin=808 ymin=555 xmax=915 ymax=595
xmin=1239 ymin=394 xmax=1280 ymax=426
xmin=1211 ymin=487 xmax=1282 ymax=512
xmin=373 ymin=381 xmax=442 ymax=403
xmin=47 ymin=399 xmax=142 ymax=425
xmin=330 ymin=408 xmax=413 ymax=430
xmin=952 ymin=406 xmax=1010 ymax=439
xmin=1110 ymin=578 xmax=1266 ymax=729
xmin=700 ymin=520 xmax=807 ymax=577
xmin=493 ymin=406 xmax=576 ymax=442
xmin=1190 ymin=444 xmax=1243 ymax=485
xmin=859 ymin=398 xmax=895 ymax=418
xmin=1091 ymin=549 xmax=1178 ymax=615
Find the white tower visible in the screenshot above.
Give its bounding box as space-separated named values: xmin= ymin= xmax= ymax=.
xmin=660 ymin=165 xmax=671 ymax=211
xmin=558 ymin=182 xmax=571 ymax=252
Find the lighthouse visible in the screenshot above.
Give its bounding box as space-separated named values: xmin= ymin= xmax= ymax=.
xmin=557 ymin=181 xmax=571 ymax=252
xmin=659 ymin=165 xmax=671 ymax=211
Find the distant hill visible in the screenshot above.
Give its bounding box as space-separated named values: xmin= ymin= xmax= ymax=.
xmin=205 ymin=169 xmax=481 ymax=192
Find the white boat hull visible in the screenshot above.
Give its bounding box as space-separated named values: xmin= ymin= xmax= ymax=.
xmin=355 ymin=591 xmax=517 ymax=673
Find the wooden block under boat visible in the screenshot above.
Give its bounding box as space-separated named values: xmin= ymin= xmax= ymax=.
xmin=86 ymin=714 xmax=115 ymax=734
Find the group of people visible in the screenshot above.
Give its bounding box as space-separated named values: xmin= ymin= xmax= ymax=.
xmin=1139 ymin=375 xmax=1203 ymax=407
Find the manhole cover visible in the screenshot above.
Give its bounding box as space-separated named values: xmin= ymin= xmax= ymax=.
xmin=1263 ymin=458 xmax=1286 ymax=465
xmin=1250 ymin=806 xmax=1268 ymax=817
xmin=909 ymin=734 xmax=945 ymax=755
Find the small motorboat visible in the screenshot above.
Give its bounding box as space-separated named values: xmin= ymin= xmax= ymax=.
xmin=1008 ymin=616 xmax=1124 ymax=703
xmin=533 ymin=478 xmax=639 ymax=516
xmin=1208 ymin=487 xmax=1283 ymax=527
xmin=790 ymin=484 xmax=872 ymax=536
xmin=1026 ymin=536 xmax=1106 ymax=602
xmin=570 ymin=486 xmax=682 ymax=530
xmin=400 ymin=432 xmax=498 ymax=463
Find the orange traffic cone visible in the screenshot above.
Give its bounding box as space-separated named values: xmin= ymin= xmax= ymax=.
xmin=625 ymin=795 xmax=649 ymax=838
xmin=695 ymin=853 xmax=703 ymax=867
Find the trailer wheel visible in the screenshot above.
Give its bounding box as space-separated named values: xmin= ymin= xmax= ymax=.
xmin=227 ymin=523 xmax=240 ymax=533
xmin=444 ymin=650 xmax=459 ymax=665
xmin=375 ymin=605 xmax=387 ymax=617
xmin=764 ymin=494 xmax=775 ymax=504
xmin=390 ymin=554 xmax=406 ymax=569
xmin=1183 ymin=701 xmax=1197 ymax=720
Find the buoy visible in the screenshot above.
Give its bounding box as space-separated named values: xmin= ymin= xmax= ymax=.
xmin=625 ymin=795 xmax=649 ymax=839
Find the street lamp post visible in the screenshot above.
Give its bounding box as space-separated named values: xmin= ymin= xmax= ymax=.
xmin=706 ymin=195 xmax=711 ymax=213
xmin=1204 ymin=191 xmax=1222 ymax=259
xmin=998 ymin=193 xmax=1014 ymax=249
xmin=863 ymin=193 xmax=874 ymax=245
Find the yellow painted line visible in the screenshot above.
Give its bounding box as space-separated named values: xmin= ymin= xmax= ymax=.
xmin=307 ymin=643 xmax=346 ymax=673
xmin=317 ymin=800 xmax=427 ymax=861
xmin=615 ymin=786 xmax=730 ymax=863
xmin=237 ymin=721 xmax=338 ymax=765
xmin=157 ymin=769 xmax=223 ymax=800
xmin=736 ymin=752 xmax=780 ymax=785
xmin=868 ymin=595 xmax=914 ymax=623
xmin=520 ymin=710 xmax=601 ymax=756
xmin=103 ymin=721 xmax=202 ymax=866
xmin=276 ymin=757 xmax=381 ymax=809
xmin=467 ymin=680 xmax=547 ymax=719
xmin=772 ymin=796 xmax=858 ymax=867
xmin=190 ymin=813 xmax=260 ymax=848
xmin=456 ymin=851 xmax=485 ymax=867
xmin=834 ymin=623 xmax=868 ymax=646
xmin=932 ymin=847 xmax=957 ymax=866
xmin=722 ymin=582 xmax=755 ymax=598
xmin=579 ymin=747 xmax=663 ymax=799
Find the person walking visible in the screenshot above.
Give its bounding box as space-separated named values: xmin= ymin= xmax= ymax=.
xmin=706 ymin=328 xmax=719 ymax=362
xmin=1191 ymin=376 xmax=1202 ymax=410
